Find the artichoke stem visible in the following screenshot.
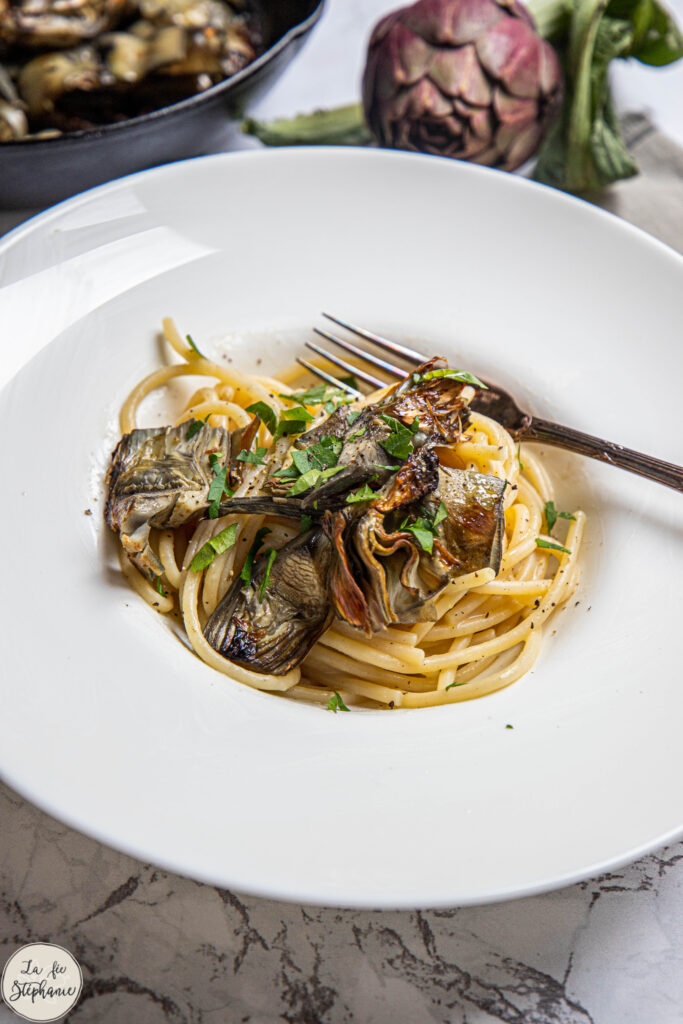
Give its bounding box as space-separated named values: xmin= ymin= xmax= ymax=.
xmin=527 ymin=0 xmax=573 ymax=40
xmin=243 ymin=103 xmax=371 ymax=147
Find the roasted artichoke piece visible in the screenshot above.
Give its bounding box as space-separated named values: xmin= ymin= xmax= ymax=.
xmin=329 ymin=464 xmax=506 ymax=633
xmin=105 ymin=420 xmax=230 ymax=580
xmin=0 ymin=0 xmax=128 ymax=48
xmin=288 ymin=360 xmax=473 ymax=507
xmin=203 ymin=527 xmax=334 ymax=675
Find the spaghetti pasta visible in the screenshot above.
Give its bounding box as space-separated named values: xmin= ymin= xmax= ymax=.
xmin=110 ymin=319 xmax=584 ymax=709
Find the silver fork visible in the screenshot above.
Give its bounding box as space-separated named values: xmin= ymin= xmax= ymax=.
xmin=297 ymin=314 xmax=683 ymax=493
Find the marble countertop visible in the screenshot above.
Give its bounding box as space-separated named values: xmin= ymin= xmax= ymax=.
xmin=1 ymin=1 xmax=682 ymax=1021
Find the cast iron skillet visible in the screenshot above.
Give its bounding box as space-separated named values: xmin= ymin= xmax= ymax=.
xmin=0 ymin=0 xmax=324 ymax=209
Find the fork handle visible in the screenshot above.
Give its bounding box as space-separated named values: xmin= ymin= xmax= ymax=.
xmin=522 ymin=417 xmax=683 ymax=492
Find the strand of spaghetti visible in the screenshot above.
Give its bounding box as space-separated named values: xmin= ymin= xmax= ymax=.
xmin=422 ymin=512 xmax=584 ymax=672
xmin=411 ymin=568 xmax=497 ymax=644
xmin=437 ymin=629 xmax=500 ymax=690
xmin=521 ymin=449 xmax=555 ymax=504
xmin=303 ymin=645 xmax=436 ymax=691
xmin=319 ymin=630 xmax=425 ymax=672
xmin=426 ymin=600 xmax=522 ymax=642
xmin=331 ymin=618 xmax=421 ymax=648
xmin=180 ymin=566 xmax=300 ymax=691
xmin=174 ymin=401 xmax=251 ymax=429
xmin=158 ymin=530 xmax=182 ymax=590
xmin=303 ymin=675 xmax=404 ymax=707
xmin=473 ymin=578 xmax=552 ymax=597
xmin=406 ymin=628 xmax=544 ymax=707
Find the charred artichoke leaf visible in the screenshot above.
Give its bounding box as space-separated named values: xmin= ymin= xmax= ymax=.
xmin=342 ymin=465 xmax=506 ymax=631
xmin=204 ymin=528 xmax=334 ymax=675
xmin=105 ymin=421 xmax=229 ymax=579
xmin=286 ymin=363 xmax=472 ymax=509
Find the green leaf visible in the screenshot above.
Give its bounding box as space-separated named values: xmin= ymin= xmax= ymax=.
xmin=243 ymin=104 xmax=371 ymax=147
xmin=607 ymin=0 xmax=683 ymax=64
xmin=258 ymin=548 xmax=278 ymax=601
xmin=405 ymin=524 xmax=434 ymax=553
xmin=207 ymin=455 xmax=232 ymax=519
xmin=544 ymin=501 xmax=576 ymax=534
xmin=445 ymin=679 xmax=468 ymax=690
xmin=155 ymin=576 xmax=167 ymax=597
xmin=348 ymin=427 xmax=367 ymax=440
xmin=281 ymin=405 xmax=315 ymax=423
xmin=300 ymin=514 xmax=313 ymax=534
xmin=380 ymin=414 xmax=420 ymax=461
xmin=327 ymin=690 xmax=350 ymax=712
xmin=346 ymin=483 xmax=377 ymax=504
xmin=413 ymin=368 xmax=488 ymax=389
xmin=273 ymin=419 xmax=309 ymax=440
xmin=185 ymin=419 xmax=205 ymax=440
xmin=271 ymin=465 xmax=300 ymax=479
xmin=517 ymin=441 xmax=524 ymax=472
xmin=186 ymin=333 xmax=205 ymax=359
xmin=536 ymin=538 xmax=572 ymax=555
xmin=236 ymin=446 xmax=268 ymax=466
xmin=246 ymin=401 xmax=277 ymax=436
xmin=190 ymin=523 xmax=239 ymax=572
xmin=289 ymin=464 xmax=345 ymax=496
xmin=433 ymin=501 xmax=448 ymax=527
xmin=347 ymin=409 xmax=362 ymax=426
xmin=306 ymin=436 xmax=343 ymax=470
xmin=241 ymin=527 xmax=271 ymax=585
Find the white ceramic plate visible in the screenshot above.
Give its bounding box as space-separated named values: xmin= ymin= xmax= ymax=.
xmin=1 ymin=149 xmax=682 ymax=909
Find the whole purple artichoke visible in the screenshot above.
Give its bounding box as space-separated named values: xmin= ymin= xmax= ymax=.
xmin=362 ymin=0 xmax=563 ymax=171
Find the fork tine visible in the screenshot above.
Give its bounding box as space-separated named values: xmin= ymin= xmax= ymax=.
xmin=313 ymin=327 xmax=409 ymax=380
xmin=304 ymin=339 xmax=385 ymax=389
xmin=296 ymin=358 xmax=364 ymax=398
xmin=322 ymin=313 xmax=425 ymax=365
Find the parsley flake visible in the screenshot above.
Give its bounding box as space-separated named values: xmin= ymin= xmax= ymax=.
xmin=289 ymin=464 xmax=345 ymax=496
xmin=241 ymin=527 xmax=271 ymax=585
xmin=412 ymin=368 xmax=487 ymax=388
xmin=258 ymin=548 xmax=278 ymax=601
xmin=186 ymin=418 xmax=207 ymax=440
xmin=300 ymin=514 xmax=313 ymax=534
xmin=517 ymin=441 xmax=524 ymax=471
xmin=445 ymin=679 xmax=467 ymax=690
xmin=245 ymin=401 xmax=277 ymax=436
xmin=155 ymin=577 xmax=167 ymax=597
xmin=186 ymin=333 xmax=205 ymax=359
xmin=327 ymin=691 xmax=350 ymax=713
xmin=207 ymin=453 xmax=233 ymax=518
xmin=236 ymin=446 xmax=268 ymax=466
xmin=380 ymin=414 xmax=420 ymax=461
xmin=346 ymin=484 xmax=377 ymax=504
xmin=544 ymin=501 xmax=576 ymax=535
xmin=190 ymin=523 xmax=239 ymax=572
xmin=536 ymin=538 xmax=571 ymax=555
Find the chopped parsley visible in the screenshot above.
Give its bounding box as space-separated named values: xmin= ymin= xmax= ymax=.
xmin=241 ymin=527 xmax=271 ymax=585
xmin=346 ymin=409 xmax=362 ymax=426
xmin=190 ymin=522 xmax=239 ymax=572
xmin=536 ymin=538 xmax=571 ymax=555
xmin=300 ymin=514 xmax=313 ymax=533
xmin=155 ymin=577 xmax=167 ymax=597
xmin=380 ymin=414 xmax=420 ymax=461
xmin=289 ymin=464 xmax=345 ymax=496
xmin=273 ymin=418 xmax=309 ymax=440
xmin=327 ymin=690 xmax=350 ymax=713
xmin=207 ymin=452 xmax=233 ymax=518
xmin=236 ymin=446 xmax=268 ymax=466
xmin=348 ymin=426 xmax=366 ymax=440
xmin=281 ymin=405 xmax=314 ymax=423
xmin=186 ymin=417 xmax=207 ymax=440
xmin=258 ymin=548 xmax=278 ymax=601
xmin=400 ymin=501 xmax=449 ymax=554
xmin=245 ymin=401 xmax=277 ymax=436
xmin=544 ymin=501 xmax=576 ymax=535
xmin=517 ymin=441 xmax=524 ymax=471
xmin=374 ymin=462 xmax=402 ymax=471
xmin=445 ymin=679 xmax=467 ymax=690
xmin=186 ymin=333 xmax=205 ymax=359
xmin=412 ymin=368 xmax=487 ymax=388
xmin=346 ymin=483 xmax=377 ymax=504
xmin=280 ymin=376 xmax=358 ymax=413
